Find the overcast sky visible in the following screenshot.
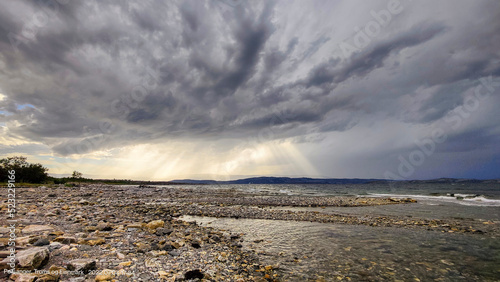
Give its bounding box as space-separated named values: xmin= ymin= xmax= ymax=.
xmin=0 ymin=0 xmax=499 ymax=180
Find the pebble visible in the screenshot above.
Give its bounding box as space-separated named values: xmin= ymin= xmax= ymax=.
xmin=146 ymin=220 xmax=164 ymax=230
xmin=94 ymin=269 xmax=115 ymax=281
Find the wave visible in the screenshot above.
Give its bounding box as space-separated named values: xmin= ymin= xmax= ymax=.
xmin=365 ymin=193 xmax=500 ymax=207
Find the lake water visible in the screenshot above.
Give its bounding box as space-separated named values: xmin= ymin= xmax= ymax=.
xmin=180 ymin=183 xmax=500 ymax=281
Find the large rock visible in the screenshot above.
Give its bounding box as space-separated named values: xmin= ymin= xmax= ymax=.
xmin=67 ymin=259 xmax=97 ymax=274
xmin=22 ymin=225 xmax=54 ymax=234
xmin=16 ymin=247 xmax=50 ymax=270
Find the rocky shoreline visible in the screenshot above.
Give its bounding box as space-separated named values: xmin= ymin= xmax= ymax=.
xmin=0 ymin=184 xmax=498 ymax=281
xmin=0 ymin=185 xmax=280 ymax=281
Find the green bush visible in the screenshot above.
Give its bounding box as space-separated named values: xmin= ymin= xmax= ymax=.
xmin=53 ymin=178 xmax=67 ymax=184
xmin=0 ymin=156 xmax=49 ymax=183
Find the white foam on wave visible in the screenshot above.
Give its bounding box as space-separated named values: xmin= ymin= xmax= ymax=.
xmin=364 ymin=193 xmax=500 ymax=207
xmin=279 ymin=189 xmax=295 ymax=195
xmin=450 ymin=193 xmax=478 ymax=198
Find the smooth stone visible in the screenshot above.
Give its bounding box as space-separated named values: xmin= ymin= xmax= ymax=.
xmin=118 ymin=261 xmax=132 ymax=267
xmin=49 ymin=242 xmax=63 ymax=251
xmin=169 ymin=250 xmax=180 ymax=257
xmin=146 ymin=220 xmax=164 ymax=230
xmin=22 ymin=225 xmax=54 ymax=234
xmin=95 ymin=269 xmax=115 ymax=281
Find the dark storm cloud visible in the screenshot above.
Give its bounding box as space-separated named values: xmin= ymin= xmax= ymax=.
xmin=304 ymin=22 xmax=446 ymax=88
xmin=0 ymin=0 xmax=499 ymax=166
xmin=440 ymin=128 xmax=500 ymax=153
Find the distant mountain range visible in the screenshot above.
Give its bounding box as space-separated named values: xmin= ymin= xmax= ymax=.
xmin=166 ymin=176 xmax=499 ymax=185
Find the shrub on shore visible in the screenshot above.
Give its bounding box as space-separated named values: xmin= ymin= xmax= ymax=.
xmin=0 ymin=156 xmax=49 ymax=183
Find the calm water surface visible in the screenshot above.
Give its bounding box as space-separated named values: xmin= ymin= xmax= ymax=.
xmin=182 ymin=216 xmax=500 ymax=281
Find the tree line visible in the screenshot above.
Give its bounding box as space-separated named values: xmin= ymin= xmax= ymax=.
xmin=0 ymin=156 xmax=139 ymax=185
xmin=0 ymin=156 xmax=87 ymax=184
xmin=0 ymin=156 xmax=49 ymax=183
